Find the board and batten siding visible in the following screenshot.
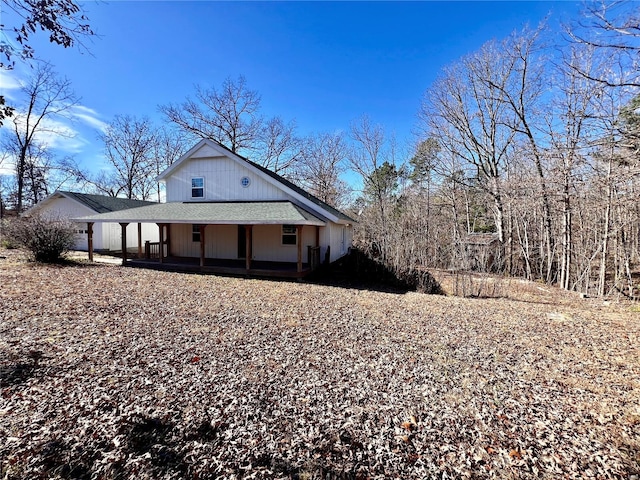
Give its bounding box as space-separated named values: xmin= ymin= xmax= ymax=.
xmin=169 ymin=223 xmax=318 ymax=263
xmin=252 ymin=225 xmax=317 ymax=263
xmin=105 ymin=222 xmax=159 ymax=252
xmin=169 ymin=224 xmax=237 ymax=259
xmin=33 ymin=196 xmax=103 ymax=251
xmin=32 ymin=195 xmax=160 ymax=251
xmin=320 ymin=223 xmax=353 ymax=263
xmin=165 ymin=156 xmax=288 ymax=203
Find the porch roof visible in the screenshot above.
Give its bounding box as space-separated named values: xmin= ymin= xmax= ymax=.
xmin=73 ymin=201 xmax=326 ymax=226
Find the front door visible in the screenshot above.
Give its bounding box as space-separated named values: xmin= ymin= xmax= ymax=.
xmin=237 ymin=225 xmax=246 ymax=258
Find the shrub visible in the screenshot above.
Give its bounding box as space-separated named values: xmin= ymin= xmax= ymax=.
xmin=311 ymin=247 xmax=443 ymax=294
xmin=3 ymin=214 xmax=76 ymax=262
xmin=0 ymin=234 xmax=20 ymax=249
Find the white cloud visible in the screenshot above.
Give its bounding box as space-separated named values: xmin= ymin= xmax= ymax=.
xmin=0 ymin=161 xmax=15 ymax=177
xmin=70 ymin=105 xmax=109 ymax=133
xmin=6 ymin=111 xmax=87 ymax=154
xmin=0 ymin=69 xmax=23 ymax=91
xmin=5 ymin=101 xmax=109 ymax=156
xmin=0 ymin=69 xmax=24 ymax=103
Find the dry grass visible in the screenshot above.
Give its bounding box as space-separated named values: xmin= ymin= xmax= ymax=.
xmin=1 ymin=248 xmax=639 ymax=479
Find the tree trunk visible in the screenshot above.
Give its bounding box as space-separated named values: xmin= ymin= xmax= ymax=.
xmin=598 ymin=157 xmax=613 ymax=296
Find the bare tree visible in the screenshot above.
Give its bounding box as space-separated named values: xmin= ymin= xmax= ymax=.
xmin=295 ymin=131 xmax=349 ymax=208
xmin=566 ymin=1 xmax=640 ymax=88
xmin=2 ymin=63 xmax=78 ymax=211
xmin=160 ymin=76 xmax=262 ymax=154
xmin=255 ymin=116 xmax=302 ymax=175
xmin=549 ymin=44 xmax=603 ymax=290
xmin=349 ymin=116 xmax=388 ymax=221
xmin=96 ymin=115 xmax=157 ymax=200
xmin=151 ymin=126 xmax=191 ymax=202
xmin=348 ymin=116 xmax=404 ymax=264
xmin=0 ymin=174 xmax=14 ymax=219
xmin=479 ymin=27 xmax=557 ymax=281
xmin=420 ymin=39 xmax=517 ymax=245
xmin=161 ymin=76 xmax=305 ymax=174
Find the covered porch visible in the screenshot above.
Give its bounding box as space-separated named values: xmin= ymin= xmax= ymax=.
xmin=77 ymin=201 xmax=326 ymax=279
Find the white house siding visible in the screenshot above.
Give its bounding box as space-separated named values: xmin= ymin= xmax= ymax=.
xmin=32 ymin=196 xmax=102 ymax=250
xmin=207 ymin=225 xmax=237 ymax=259
xmin=32 ymin=195 xmax=160 ymax=251
xmin=169 ymin=223 xmax=318 ymax=263
xmin=165 ymin=156 xmax=288 ymax=203
xmin=169 ymin=223 xmax=201 ymax=258
xmin=320 ymin=223 xmax=354 ymax=263
xmin=169 ymin=224 xmax=237 ymax=260
xmin=251 ymin=225 xmax=316 ymax=263
xmin=100 ymin=222 xmax=158 ymax=252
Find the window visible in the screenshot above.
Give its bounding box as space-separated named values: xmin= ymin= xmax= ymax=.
xmin=282 ymin=224 xmax=297 ymax=245
xmin=191 ymin=177 xmax=204 ymax=198
xmin=192 ymin=224 xmax=201 ymax=242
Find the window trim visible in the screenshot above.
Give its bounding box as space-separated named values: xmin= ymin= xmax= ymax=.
xmin=191 ymin=177 xmax=205 ymax=199
xmin=282 ymin=224 xmax=297 ymax=246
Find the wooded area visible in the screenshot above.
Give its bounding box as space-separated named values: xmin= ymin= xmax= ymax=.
xmin=350 ymin=3 xmax=640 ymax=297
xmin=396 ymin=3 xmax=640 ymax=297
xmin=1 ymin=1 xmax=639 ymax=296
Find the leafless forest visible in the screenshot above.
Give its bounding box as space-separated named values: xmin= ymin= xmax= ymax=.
xmin=352 ymin=4 xmax=640 ymax=298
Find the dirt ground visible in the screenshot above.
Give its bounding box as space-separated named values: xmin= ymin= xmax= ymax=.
xmin=1 ymin=247 xmax=638 ymax=479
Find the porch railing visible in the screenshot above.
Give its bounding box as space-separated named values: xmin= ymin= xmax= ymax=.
xmin=145 ymin=241 xmax=160 ymax=259
xmin=308 ymin=246 xmax=321 ymax=271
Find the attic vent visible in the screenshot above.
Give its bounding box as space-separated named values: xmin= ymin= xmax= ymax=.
xmin=241 ymin=176 xmax=251 ymax=188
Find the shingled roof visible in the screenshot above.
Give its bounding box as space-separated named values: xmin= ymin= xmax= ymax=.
xmin=54 ymin=191 xmax=157 ymax=213
xmin=76 ymin=201 xmax=325 ymax=225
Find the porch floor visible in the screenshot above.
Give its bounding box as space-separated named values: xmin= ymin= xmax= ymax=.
xmin=127 ymin=256 xmax=312 ymax=279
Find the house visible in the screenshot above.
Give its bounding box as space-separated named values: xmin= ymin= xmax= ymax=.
xmin=75 ymin=139 xmax=356 ymax=278
xmin=26 ymin=191 xmax=158 ymax=252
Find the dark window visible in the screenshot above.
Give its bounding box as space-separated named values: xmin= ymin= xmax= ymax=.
xmin=192 ymin=224 xmax=201 ymax=242
xmin=282 ymin=224 xmax=297 ymax=245
xmin=192 ymin=177 xmax=204 ymax=198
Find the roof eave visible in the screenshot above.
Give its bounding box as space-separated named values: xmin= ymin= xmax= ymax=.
xmin=22 ymin=191 xmax=90 ymax=217
xmin=73 ymin=216 xmax=325 ymax=227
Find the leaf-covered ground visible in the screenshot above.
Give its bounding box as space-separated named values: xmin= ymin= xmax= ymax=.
xmin=1 ymin=248 xmax=639 ymax=479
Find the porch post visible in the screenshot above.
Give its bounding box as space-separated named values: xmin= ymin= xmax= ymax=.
xmin=165 ymin=224 xmax=171 ymax=257
xmin=87 ymin=222 xmax=94 ymax=262
xmin=245 ymin=225 xmax=252 ymax=271
xmin=137 ymin=223 xmax=142 ymax=258
xmin=120 ymin=223 xmax=129 ymax=265
xmin=297 ymin=225 xmax=303 ymax=273
xmin=199 ymin=224 xmax=206 ymax=267
xmin=315 ymin=225 xmax=320 ymax=248
xmin=157 ymin=223 xmax=164 ymax=263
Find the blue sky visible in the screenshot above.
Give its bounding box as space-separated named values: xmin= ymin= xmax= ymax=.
xmin=1 ymin=1 xmax=582 ymax=178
